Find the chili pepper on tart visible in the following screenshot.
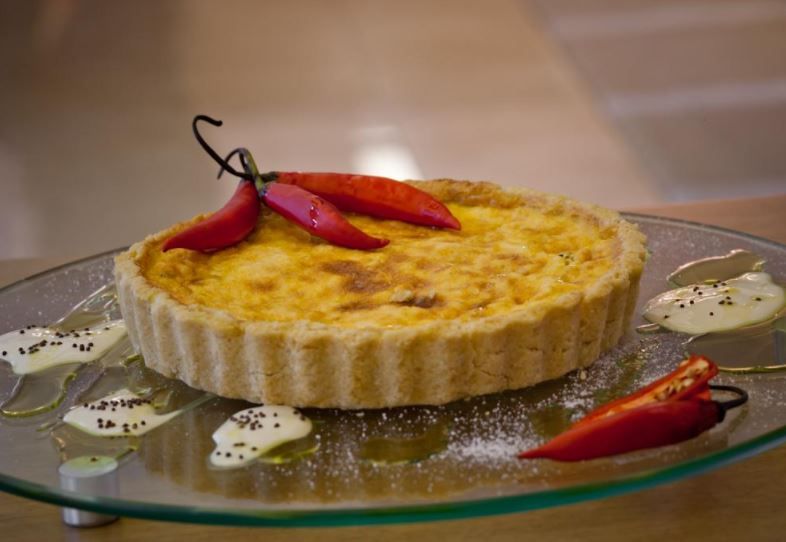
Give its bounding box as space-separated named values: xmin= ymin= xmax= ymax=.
xmin=114 ymin=115 xmax=647 ymax=408
xmin=163 ymin=116 xmax=458 ymax=252
xmin=518 ymin=356 xmax=748 ymax=462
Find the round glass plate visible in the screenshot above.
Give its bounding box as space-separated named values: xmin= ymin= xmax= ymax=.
xmin=1 ymin=214 xmax=786 ymax=527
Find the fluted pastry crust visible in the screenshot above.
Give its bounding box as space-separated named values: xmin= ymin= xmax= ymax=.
xmin=114 ymin=180 xmax=646 ymax=408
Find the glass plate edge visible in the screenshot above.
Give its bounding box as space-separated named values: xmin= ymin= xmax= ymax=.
xmin=1 ymin=214 xmax=785 ymax=526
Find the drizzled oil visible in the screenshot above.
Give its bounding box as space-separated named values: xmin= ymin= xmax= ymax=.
xmin=527 ymin=405 xmax=573 ymax=440
xmin=50 ymin=356 xmax=209 ymax=464
xmin=51 ymin=421 xmax=139 ymax=465
xmin=259 ymin=432 xmax=321 ymax=465
xmin=591 ymin=351 xmax=648 ymax=407
xmin=0 ymin=363 xmax=80 ymax=417
xmin=0 ymin=284 xmax=130 ymax=418
xmin=358 ymin=420 xmax=450 ymax=465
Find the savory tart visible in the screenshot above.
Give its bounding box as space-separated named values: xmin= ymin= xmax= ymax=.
xmin=114 ymin=180 xmax=646 ymax=408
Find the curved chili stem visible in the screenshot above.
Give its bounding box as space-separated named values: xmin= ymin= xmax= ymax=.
xmin=238 ymin=148 xmax=265 ymax=192
xmin=162 ymin=120 xmax=264 ymax=253
xmin=193 ymin=115 xmax=252 ymax=181
xmin=219 ymin=147 xmax=266 ymax=193
xmin=217 ymin=148 xmax=244 ymax=180
xmin=709 ymin=384 xmax=748 ymax=422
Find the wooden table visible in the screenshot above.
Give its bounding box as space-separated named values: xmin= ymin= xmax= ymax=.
xmin=1 ymin=195 xmax=785 ymax=541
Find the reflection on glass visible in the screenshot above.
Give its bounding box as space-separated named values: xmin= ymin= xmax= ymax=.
xmin=667 ymin=249 xmax=764 ymax=286
xmin=688 ymin=316 xmax=786 ymax=372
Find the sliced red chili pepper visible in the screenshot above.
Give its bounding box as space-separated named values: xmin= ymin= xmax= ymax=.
xmin=162 ymin=180 xmax=260 ymax=253
xmin=262 ymin=182 xmax=389 ymax=250
xmin=265 ymin=171 xmax=462 ymax=230
xmin=518 ymin=399 xmax=723 ymax=462
xmin=575 ymin=355 xmax=718 ymax=427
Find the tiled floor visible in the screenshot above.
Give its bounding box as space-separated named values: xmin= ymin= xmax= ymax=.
xmin=0 ymin=0 xmax=783 ymax=260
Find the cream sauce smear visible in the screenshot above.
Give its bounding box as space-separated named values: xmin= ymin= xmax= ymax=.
xmin=0 ymin=320 xmax=126 ymax=374
xmin=64 ymin=388 xmax=181 ymax=437
xmin=210 ymin=405 xmax=312 ymax=468
xmin=644 ymin=272 xmax=785 ymax=335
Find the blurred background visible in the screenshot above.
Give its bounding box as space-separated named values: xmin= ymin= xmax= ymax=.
xmin=1 ymin=0 xmax=785 ymax=260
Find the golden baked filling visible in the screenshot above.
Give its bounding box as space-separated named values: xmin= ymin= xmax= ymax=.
xmin=139 ymin=193 xmax=617 ymax=328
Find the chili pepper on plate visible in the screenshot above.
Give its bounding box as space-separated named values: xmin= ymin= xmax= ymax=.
xmin=518 ymin=356 xmax=747 ymax=462
xmin=574 ymin=355 xmax=717 ymax=427
xmin=518 ymin=390 xmax=744 ymax=462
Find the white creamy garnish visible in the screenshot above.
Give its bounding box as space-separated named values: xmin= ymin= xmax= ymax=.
xmin=0 ymin=320 xmax=126 ymax=374
xmin=210 ymin=405 xmax=312 ymax=468
xmin=644 ymin=272 xmax=785 ymax=335
xmin=64 ymin=388 xmax=181 ymax=437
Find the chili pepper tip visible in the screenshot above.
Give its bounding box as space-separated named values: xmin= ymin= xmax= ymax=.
xmin=443 ymin=214 xmax=462 ymax=230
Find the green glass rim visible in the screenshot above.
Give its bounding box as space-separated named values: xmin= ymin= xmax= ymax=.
xmin=2 ymin=423 xmax=785 ymax=527
xmin=0 ymin=213 xmax=785 ymax=527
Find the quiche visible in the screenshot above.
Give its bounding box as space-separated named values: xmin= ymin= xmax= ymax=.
xmin=114 ymin=180 xmax=646 ymax=408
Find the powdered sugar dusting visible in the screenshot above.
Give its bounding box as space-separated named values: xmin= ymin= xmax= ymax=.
xmin=447 ymin=434 xmax=531 ymax=463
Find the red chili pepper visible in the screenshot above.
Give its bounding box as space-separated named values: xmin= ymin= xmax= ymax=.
xmin=162 ymin=180 xmax=260 ymax=253
xmin=266 ymin=171 xmax=461 ymax=230
xmin=168 ymin=116 xmax=457 ymax=253
xmin=262 ymin=182 xmax=389 ymax=250
xmin=575 ymin=356 xmax=718 ymax=427
xmin=518 ymin=399 xmax=723 ymax=462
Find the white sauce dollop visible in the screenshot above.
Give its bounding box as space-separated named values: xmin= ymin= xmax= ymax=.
xmin=64 ymin=388 xmax=181 ymax=437
xmin=210 ymin=405 xmax=312 ymax=468
xmin=643 ymin=272 xmax=785 ymax=335
xmin=0 ymin=320 xmax=126 ymax=374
